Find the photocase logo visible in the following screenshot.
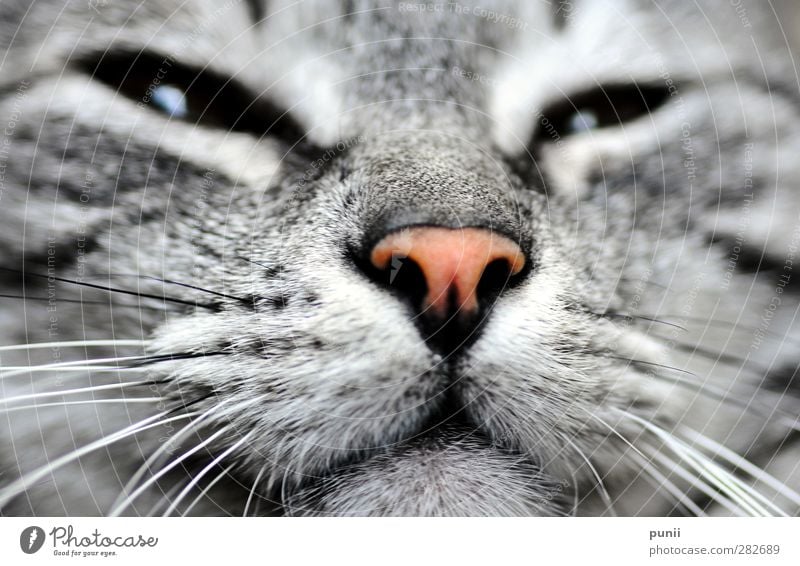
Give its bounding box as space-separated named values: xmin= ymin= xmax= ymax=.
xmin=19 ymin=526 xmax=45 ymax=554
xmin=389 ymin=253 xmax=406 ymax=284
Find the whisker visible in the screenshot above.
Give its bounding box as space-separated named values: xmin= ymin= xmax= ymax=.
xmin=642 ymin=370 xmax=800 ymax=431
xmin=568 ymin=468 xmax=579 ymax=517
xmin=1 ymin=367 xmax=150 ymax=379
xmin=609 ymin=353 xmax=798 ymax=427
xmin=113 ymin=392 xmax=219 ymax=503
xmin=162 ymin=430 xmax=256 ymax=517
xmin=104 ymin=273 xmax=260 ymax=307
xmin=627 ymin=418 xmax=768 ymax=517
xmin=111 ymin=395 xmax=261 ymax=516
xmin=643 ymin=442 xmax=745 ymax=516
xmin=0 ymin=382 xmax=153 ymax=405
xmin=618 ymin=409 xmax=787 ymax=516
xmin=0 ymin=398 xmax=163 ymax=413
xmin=181 ymin=462 xmax=237 ymax=516
xmin=664 ymin=446 xmax=781 ymax=517
xmin=0 ymin=267 xmax=219 ymax=310
xmin=0 ymin=410 xmax=198 ymax=508
xmin=243 ymin=462 xmax=269 ymax=517
xmin=605 ymin=313 xmax=687 ymax=331
xmin=626 ymin=449 xmax=706 ymax=516
xmin=235 ymin=255 xmax=279 ymax=273
xmin=679 ymin=426 xmax=800 ymax=507
xmin=564 ymin=437 xmax=617 ymax=517
xmin=266 ymin=431 xmax=296 ymax=494
xmin=606 ymin=355 xmax=696 ymax=376
xmin=626 ymin=315 xmax=687 ymax=331
xmin=110 ymin=397 xmax=224 ymax=512
xmin=126 ymin=351 xmax=229 ymax=368
xmin=0 ymin=351 xmax=229 ymax=379
xmin=1 ymin=354 xmax=153 ymax=374
xmin=570 ymin=305 xmax=688 ymax=331
xmin=635 ymin=314 xmax=800 ymax=349
xmin=648 ymin=338 xmax=770 ymax=375
xmin=0 ymin=294 xmax=173 ymax=311
xmin=0 ymin=339 xmax=148 ymax=352
xmin=145 ymin=481 xmax=186 ymax=518
xmin=109 ymin=424 xmax=235 ymax=517
xmin=583 ymin=409 xmax=705 ymax=516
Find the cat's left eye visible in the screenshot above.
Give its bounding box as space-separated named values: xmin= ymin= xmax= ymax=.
xmin=78 ymin=51 xmax=305 ymax=143
xmin=531 ymin=83 xmax=670 ymax=143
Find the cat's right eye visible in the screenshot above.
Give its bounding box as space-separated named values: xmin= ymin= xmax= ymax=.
xmin=532 ymin=83 xmax=670 ymax=144
xmin=79 ymin=51 xmax=305 ymax=143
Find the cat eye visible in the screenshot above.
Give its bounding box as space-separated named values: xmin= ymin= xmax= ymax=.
xmin=532 ymin=84 xmax=670 ymax=143
xmin=78 ymin=51 xmax=305 ymax=142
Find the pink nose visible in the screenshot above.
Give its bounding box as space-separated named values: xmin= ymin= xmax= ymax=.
xmin=369 ymin=226 xmax=526 ymax=319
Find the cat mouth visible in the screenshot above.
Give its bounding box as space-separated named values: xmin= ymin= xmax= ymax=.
xmin=274 ymin=405 xmax=541 ymax=515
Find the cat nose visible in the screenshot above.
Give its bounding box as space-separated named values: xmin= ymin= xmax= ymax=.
xmin=369 ymin=226 xmax=526 ymax=320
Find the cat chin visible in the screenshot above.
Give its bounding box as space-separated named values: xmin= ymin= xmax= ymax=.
xmin=282 ymin=426 xmax=565 ymax=516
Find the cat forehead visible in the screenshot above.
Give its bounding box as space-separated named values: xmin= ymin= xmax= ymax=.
xmin=41 ymin=0 xmax=767 ymax=58
xmin=22 ymin=0 xmax=775 ymax=77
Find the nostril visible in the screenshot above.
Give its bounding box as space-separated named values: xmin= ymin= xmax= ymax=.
xmin=380 ymin=255 xmax=428 ymax=311
xmin=476 ymin=257 xmax=524 ymax=305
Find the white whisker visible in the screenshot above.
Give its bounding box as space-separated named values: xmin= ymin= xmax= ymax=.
xmin=0 ymin=382 xmax=150 ymax=405
xmin=0 ymin=411 xmax=197 ymax=508
xmin=679 ymin=426 xmax=800 ymax=507
xmin=644 ymin=443 xmax=744 ymax=516
xmin=565 ymin=437 xmax=617 ymax=517
xmin=0 ymin=397 xmax=163 ymax=413
xmin=0 ymin=355 xmax=153 ymax=379
xmin=568 ymin=469 xmax=579 ymax=517
xmin=111 ymin=397 xmax=248 ymax=511
xmin=110 ymin=396 xmax=264 ymax=516
xmin=1 ymin=366 xmax=149 ymax=376
xmin=0 ymin=339 xmax=148 ymax=352
xmin=109 ymin=425 xmax=234 ymax=517
xmin=112 ymin=415 xmax=212 ymax=513
xmin=660 ymin=437 xmax=782 ymax=516
xmin=618 ymin=409 xmax=787 ymax=516
xmin=627 ymin=449 xmax=706 ymax=517
xmin=243 ymin=461 xmax=269 ymax=517
xmin=584 ymin=409 xmax=705 ymax=516
xmin=628 ymin=416 xmax=768 ymax=516
xmin=638 ymin=457 xmax=706 ymax=516
xmin=145 ymin=482 xmax=186 ymax=517
xmin=162 ymin=431 xmax=255 ymax=517
xmin=181 ymin=463 xmax=237 ymax=516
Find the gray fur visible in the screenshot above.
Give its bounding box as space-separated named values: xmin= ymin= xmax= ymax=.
xmin=0 ymin=0 xmax=799 ymax=516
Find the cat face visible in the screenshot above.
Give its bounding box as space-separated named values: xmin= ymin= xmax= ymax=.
xmin=1 ymin=0 xmax=799 ymax=516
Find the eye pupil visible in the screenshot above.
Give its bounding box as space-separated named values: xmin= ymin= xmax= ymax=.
xmin=151 ymin=85 xmax=188 ymax=119
xmin=567 ymin=110 xmax=599 ymax=134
